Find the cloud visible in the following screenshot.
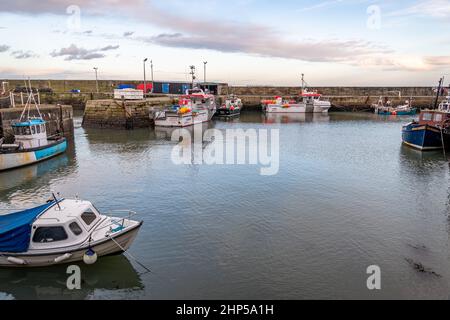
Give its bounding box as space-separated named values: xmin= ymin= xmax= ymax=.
xmin=424 ymin=56 xmax=450 ymax=66
xmin=0 ymin=0 xmax=145 ymax=14
xmin=387 ymin=0 xmax=450 ymax=19
xmin=297 ymin=0 xmax=344 ymax=12
xmin=0 ymin=0 xmax=443 ymax=72
xmin=0 ymin=45 xmax=9 ymax=52
xmin=100 ymin=45 xmax=120 ymax=51
xmin=11 ymin=50 xmax=39 ymax=59
xmin=123 ymin=31 xmax=134 ymax=37
xmin=50 ymin=43 xmax=119 ymax=60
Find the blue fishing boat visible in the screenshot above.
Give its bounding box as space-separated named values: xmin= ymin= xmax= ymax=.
xmin=0 ymin=86 xmax=67 ymax=171
xmin=402 ymin=80 xmax=450 ymax=151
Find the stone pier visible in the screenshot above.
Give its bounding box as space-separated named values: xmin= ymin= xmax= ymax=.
xmin=82 ymin=97 xmax=174 ymax=129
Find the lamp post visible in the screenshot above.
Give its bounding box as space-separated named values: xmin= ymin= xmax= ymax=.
xmin=150 ymin=60 xmax=154 ymax=93
xmin=203 ymin=61 xmax=208 ymax=84
xmin=143 ymin=58 xmax=148 ymax=97
xmin=93 ymin=67 xmax=99 ymax=93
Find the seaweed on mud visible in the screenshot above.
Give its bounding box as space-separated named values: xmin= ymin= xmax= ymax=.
xmin=405 ymin=258 xmax=442 ymax=278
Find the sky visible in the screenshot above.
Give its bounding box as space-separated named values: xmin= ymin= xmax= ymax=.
xmin=0 ymin=0 xmax=449 ymax=86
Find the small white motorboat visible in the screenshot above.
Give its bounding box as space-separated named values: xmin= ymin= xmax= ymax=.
xmin=0 ymin=197 xmax=142 ymax=268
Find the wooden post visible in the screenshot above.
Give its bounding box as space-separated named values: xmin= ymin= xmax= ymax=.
xmin=20 ymin=92 xmax=24 ymax=105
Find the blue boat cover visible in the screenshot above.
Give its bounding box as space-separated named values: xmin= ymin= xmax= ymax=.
xmin=0 ymin=201 xmax=56 ymax=253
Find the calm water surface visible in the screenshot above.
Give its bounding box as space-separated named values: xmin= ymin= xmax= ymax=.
xmin=1 ymin=112 xmax=450 ymax=300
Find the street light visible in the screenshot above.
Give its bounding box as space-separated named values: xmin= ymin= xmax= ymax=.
xmin=203 ymin=61 xmax=208 ymax=84
xmin=93 ymin=67 xmax=99 ymax=93
xmin=150 ymin=60 xmax=154 ymax=93
xmin=143 ymin=58 xmax=148 ymax=97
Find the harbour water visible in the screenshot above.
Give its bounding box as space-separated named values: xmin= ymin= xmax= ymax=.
xmin=1 ymin=111 xmax=450 ymax=300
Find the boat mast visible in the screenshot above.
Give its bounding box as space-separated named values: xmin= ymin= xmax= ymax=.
xmin=301 ymin=73 xmax=305 ymax=93
xmin=434 ymin=77 xmax=444 ymax=109
xmin=190 ymin=65 xmax=196 ymax=89
xmin=19 ymin=78 xmax=42 ymax=122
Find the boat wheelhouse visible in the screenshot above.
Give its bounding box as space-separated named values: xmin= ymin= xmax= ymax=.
xmin=154 ymin=88 xmax=217 ymax=127
xmin=301 ymin=90 xmax=331 ymax=113
xmin=0 ymin=198 xmax=142 ymax=267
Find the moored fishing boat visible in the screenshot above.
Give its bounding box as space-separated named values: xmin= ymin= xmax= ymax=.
xmin=374 ymin=96 xmax=417 ymax=115
xmin=373 ymin=96 xmax=393 ymax=115
xmin=393 ymin=99 xmax=417 ymax=116
xmin=154 ymin=88 xmax=216 ymax=127
xmin=262 ymin=74 xmax=331 ymax=114
xmin=0 ymin=197 xmax=142 ymax=267
xmin=263 ymin=96 xmax=309 ymax=113
xmin=402 ymin=80 xmax=450 ymax=151
xmin=0 ymin=86 xmax=67 ymax=171
xmin=215 ymin=95 xmax=243 ymax=117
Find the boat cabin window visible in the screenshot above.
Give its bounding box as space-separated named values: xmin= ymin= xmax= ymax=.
xmin=32 ymin=226 xmax=68 ymax=243
xmin=13 ymin=126 xmax=32 ymax=136
xmin=422 ymin=113 xmax=433 ymax=121
xmin=31 ymin=126 xmax=36 ymax=134
xmin=81 ymin=208 xmax=97 ymax=226
xmin=435 ymin=114 xmax=443 ymax=122
xmin=36 ymin=125 xmax=40 ymax=134
xmin=69 ymin=222 xmax=83 ymax=236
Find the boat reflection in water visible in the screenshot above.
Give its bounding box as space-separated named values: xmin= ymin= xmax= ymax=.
xmin=400 ymin=144 xmax=446 ymax=165
xmin=264 ymin=113 xmax=330 ymax=124
xmin=0 ymin=140 xmax=76 ymax=194
xmin=0 ymin=255 xmax=143 ymax=300
xmin=154 ymin=122 xmax=214 ymax=141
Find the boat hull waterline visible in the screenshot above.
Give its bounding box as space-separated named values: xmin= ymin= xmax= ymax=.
xmin=0 ymin=139 xmax=67 ymax=171
xmin=402 ymin=123 xmax=449 ymax=151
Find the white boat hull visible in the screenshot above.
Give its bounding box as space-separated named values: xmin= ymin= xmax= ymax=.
xmin=155 ymin=110 xmax=212 ymax=127
xmin=0 ymin=222 xmax=142 ymax=268
xmin=314 ymin=105 xmax=331 ymax=113
xmin=265 ymin=104 xmax=308 ymax=113
xmin=0 ymin=139 xmax=67 ymax=171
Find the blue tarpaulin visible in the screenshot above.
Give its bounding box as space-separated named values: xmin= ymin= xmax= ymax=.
xmin=0 ymin=201 xmax=56 ymax=253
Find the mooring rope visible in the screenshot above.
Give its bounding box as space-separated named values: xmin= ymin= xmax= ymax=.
xmin=440 ymin=127 xmax=447 ymax=158
xmin=107 ymin=235 xmax=153 ymax=275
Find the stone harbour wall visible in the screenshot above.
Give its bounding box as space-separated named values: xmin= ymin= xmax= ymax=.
xmin=0 ymin=105 xmax=74 ymax=139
